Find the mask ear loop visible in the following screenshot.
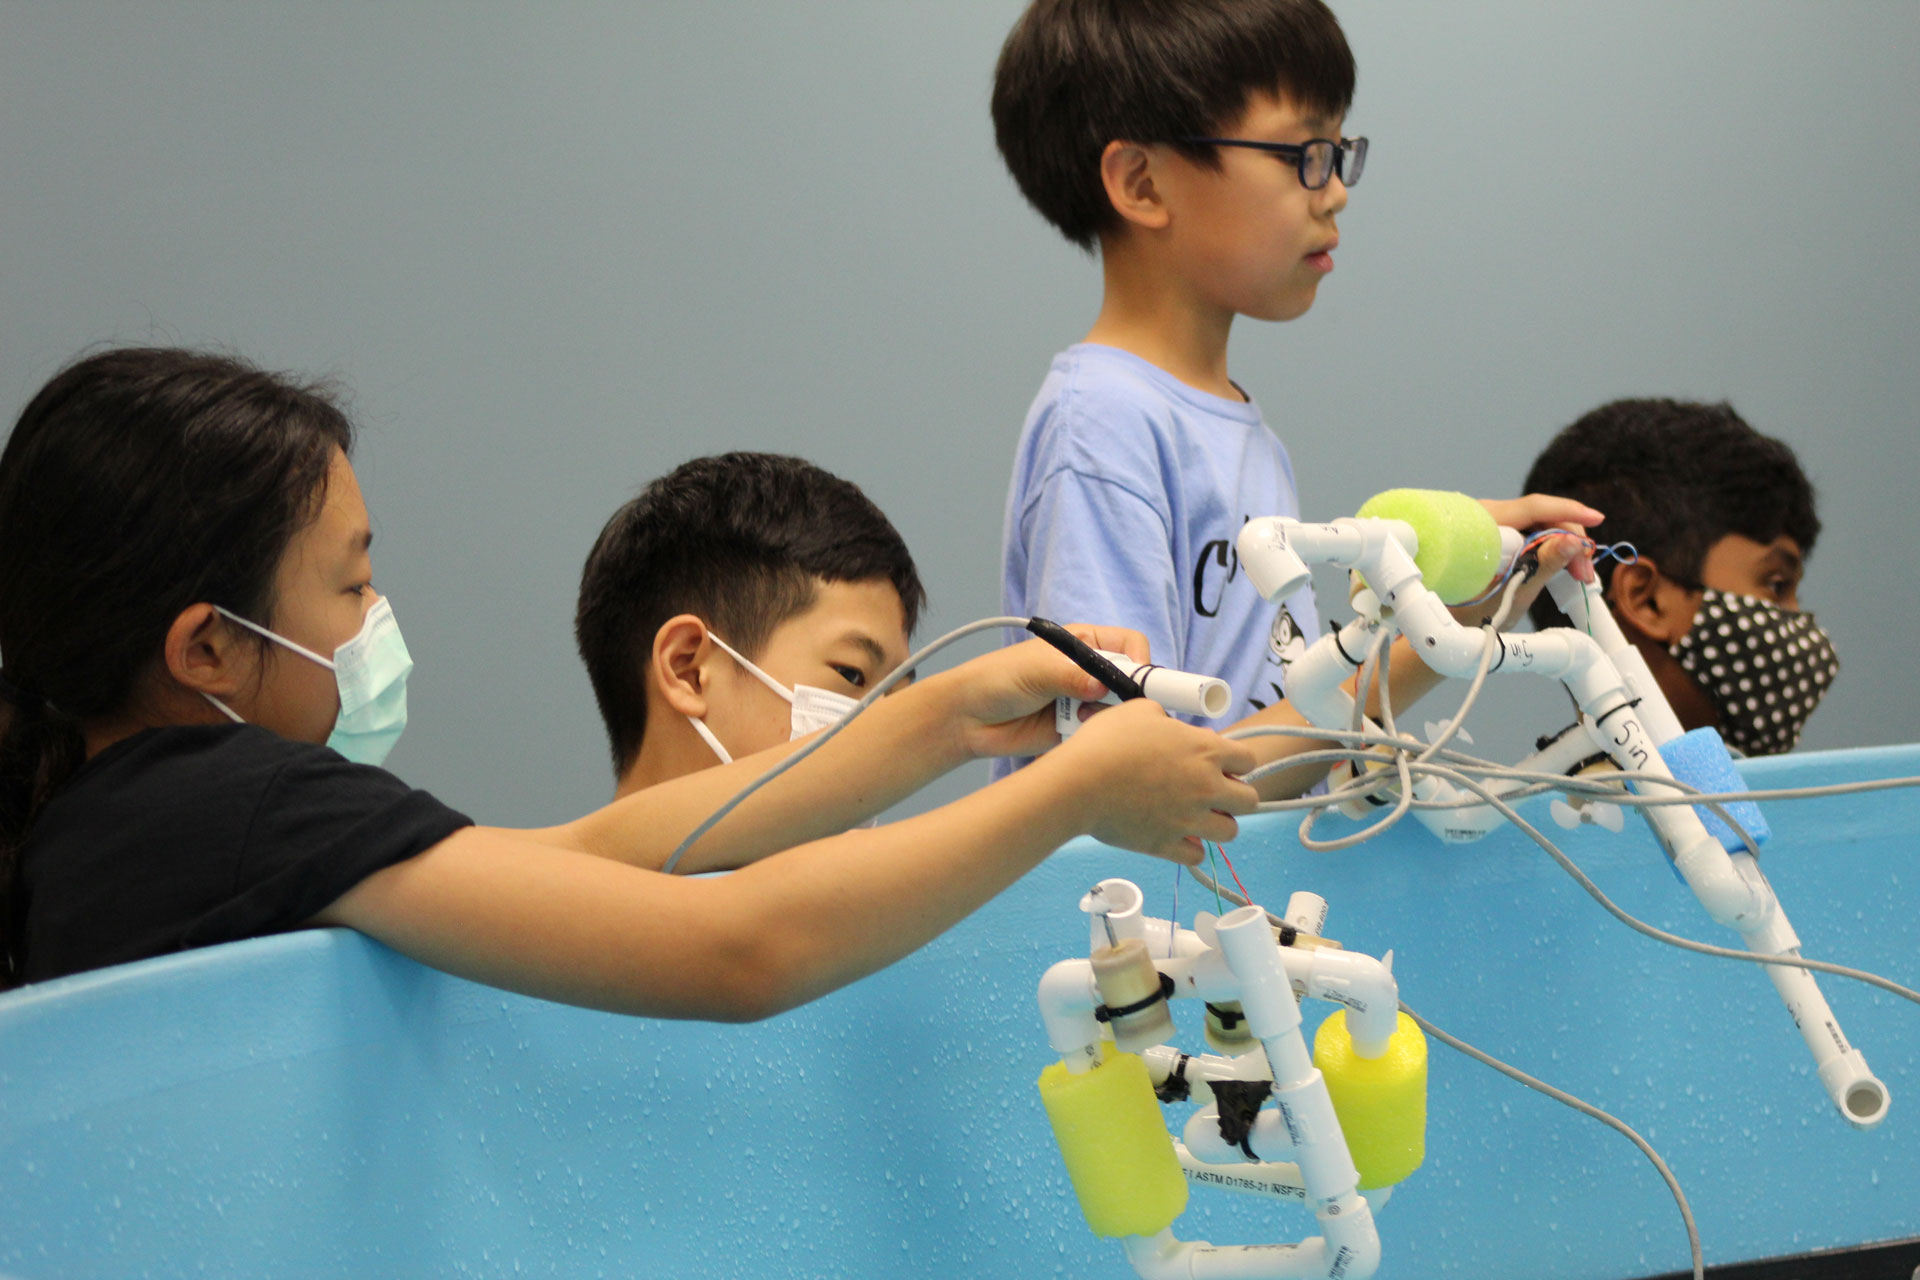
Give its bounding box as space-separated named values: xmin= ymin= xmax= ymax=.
xmin=202 ymin=692 xmax=246 ymax=723
xmin=703 ymin=632 xmax=796 ymax=705
xmin=687 ymin=629 xmax=795 ymax=765
xmin=686 ymin=714 xmax=734 ymax=765
xmin=210 ymin=605 xmax=337 ymax=671
xmin=200 ymin=605 xmax=343 ymax=726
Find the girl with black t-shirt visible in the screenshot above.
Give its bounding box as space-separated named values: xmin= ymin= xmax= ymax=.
xmin=0 ymin=347 xmax=1257 ymax=1015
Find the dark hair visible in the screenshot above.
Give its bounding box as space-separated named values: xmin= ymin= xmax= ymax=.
xmin=0 ymin=347 xmax=354 ymax=985
xmin=992 ymin=0 xmax=1355 ymax=249
xmin=574 ymin=453 xmax=926 ymax=776
xmin=1523 ymin=398 xmax=1820 ymax=631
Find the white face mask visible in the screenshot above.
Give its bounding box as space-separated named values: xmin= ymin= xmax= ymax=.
xmin=202 ymin=596 xmax=412 ymax=766
xmin=685 ymin=631 xmax=861 ymax=766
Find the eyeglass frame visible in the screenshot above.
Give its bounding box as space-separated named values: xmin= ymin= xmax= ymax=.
xmin=1175 ymin=135 xmax=1368 ymax=191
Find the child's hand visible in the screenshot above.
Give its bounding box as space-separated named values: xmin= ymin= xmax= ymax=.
xmin=1465 ymin=493 xmax=1605 ymax=623
xmin=1050 ymin=699 xmax=1259 ymax=863
xmin=946 ymin=625 xmax=1152 ymax=760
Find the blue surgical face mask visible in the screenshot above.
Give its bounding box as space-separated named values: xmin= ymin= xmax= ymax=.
xmin=202 ymin=596 xmax=412 ymax=766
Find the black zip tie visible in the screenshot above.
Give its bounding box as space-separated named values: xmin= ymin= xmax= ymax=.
xmin=1092 ymin=971 xmax=1175 ymax=1023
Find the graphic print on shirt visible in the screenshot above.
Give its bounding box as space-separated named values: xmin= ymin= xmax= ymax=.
xmin=1247 ymin=603 xmax=1306 ymax=712
xmin=1191 ymin=524 xmax=1244 ymax=619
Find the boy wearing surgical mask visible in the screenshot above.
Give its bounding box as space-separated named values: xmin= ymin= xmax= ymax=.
xmin=1524 ymin=399 xmax=1836 ymax=756
xmin=575 ymin=453 xmax=922 ymax=794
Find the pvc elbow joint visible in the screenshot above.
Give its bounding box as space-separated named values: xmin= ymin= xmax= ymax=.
xmin=1037 ymin=960 xmax=1101 ymax=1061
xmin=1285 ymin=636 xmax=1364 ymax=731
xmin=1239 ymin=518 xmax=1314 ymax=602
xmin=1386 ymin=592 xmax=1493 ymax=679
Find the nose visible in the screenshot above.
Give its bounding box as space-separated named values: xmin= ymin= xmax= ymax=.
xmin=1319 ymin=172 xmax=1349 ymax=215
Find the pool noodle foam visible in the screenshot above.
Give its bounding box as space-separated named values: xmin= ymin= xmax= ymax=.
xmin=1313 ymin=1009 xmax=1427 ymax=1190
xmin=1356 ymin=489 xmax=1502 ymax=605
xmin=1655 ymin=726 xmax=1770 ymax=853
xmin=1036 ymin=1048 xmax=1187 ymax=1237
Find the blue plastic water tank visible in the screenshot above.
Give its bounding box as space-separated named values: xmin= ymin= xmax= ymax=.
xmin=4 ymin=746 xmax=1917 ymax=1277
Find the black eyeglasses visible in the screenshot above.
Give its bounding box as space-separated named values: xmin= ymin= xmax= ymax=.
xmin=1179 ymin=135 xmax=1368 ymax=190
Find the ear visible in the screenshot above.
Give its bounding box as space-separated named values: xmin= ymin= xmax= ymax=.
xmin=1606 ymin=559 xmax=1701 ymax=645
xmin=650 ymin=615 xmax=714 ymax=718
xmin=162 ymin=603 xmax=254 ymax=698
xmin=1099 ymin=140 xmax=1170 ymax=231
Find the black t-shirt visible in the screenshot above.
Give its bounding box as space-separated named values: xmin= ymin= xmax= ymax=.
xmin=17 ymin=724 xmax=473 ymax=984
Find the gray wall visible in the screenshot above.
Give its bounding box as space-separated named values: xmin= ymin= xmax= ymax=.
xmin=2 ymin=2 xmax=1914 ymax=826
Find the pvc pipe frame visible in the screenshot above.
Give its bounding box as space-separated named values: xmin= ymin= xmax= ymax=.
xmin=1038 ymin=882 xmax=1394 ymax=1278
xmin=1247 ymin=521 xmax=1888 ymax=1127
xmin=1171 ymin=1142 xmax=1396 ymax=1214
xmin=1074 ymin=878 xmax=1401 ymax=1054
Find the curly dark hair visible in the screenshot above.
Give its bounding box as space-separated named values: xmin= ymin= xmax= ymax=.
xmin=1523 ymin=398 xmax=1819 ymax=631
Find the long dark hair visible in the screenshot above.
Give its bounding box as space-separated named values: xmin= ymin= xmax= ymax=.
xmin=0 ymin=348 xmax=355 ymax=985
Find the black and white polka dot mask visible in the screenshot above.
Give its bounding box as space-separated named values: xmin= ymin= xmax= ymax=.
xmin=1669 ymin=589 xmax=1840 ymax=756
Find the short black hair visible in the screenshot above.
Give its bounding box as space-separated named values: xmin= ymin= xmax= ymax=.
xmin=574 ymin=452 xmax=926 ymax=775
xmin=992 ymin=0 xmax=1355 ymax=249
xmin=1523 ymin=399 xmax=1820 ymax=631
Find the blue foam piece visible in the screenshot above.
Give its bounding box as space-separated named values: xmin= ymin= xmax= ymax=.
xmin=1656 ymin=726 xmax=1771 ymax=853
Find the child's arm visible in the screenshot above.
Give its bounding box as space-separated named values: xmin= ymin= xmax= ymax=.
xmin=312 ymin=699 xmax=1257 ymax=1021
xmin=526 ymin=629 xmax=1153 ymax=874
xmin=1235 ymin=495 xmax=1603 ymax=799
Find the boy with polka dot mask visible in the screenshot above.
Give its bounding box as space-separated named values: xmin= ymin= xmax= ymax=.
xmin=1524 ymin=398 xmax=1835 ymax=756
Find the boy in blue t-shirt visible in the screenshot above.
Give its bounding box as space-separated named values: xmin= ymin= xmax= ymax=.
xmin=991 ymin=0 xmax=1597 ymax=791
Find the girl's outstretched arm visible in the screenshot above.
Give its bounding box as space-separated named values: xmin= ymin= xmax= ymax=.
xmin=314 ymin=698 xmax=1256 ymax=1021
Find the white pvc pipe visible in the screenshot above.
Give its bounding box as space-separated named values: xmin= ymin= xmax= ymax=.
xmin=1239 ymin=518 xmax=1405 ymax=603
xmin=1283 ymin=628 xmax=1367 ymax=731
xmin=1122 ymin=1229 xmax=1375 ymax=1280
xmin=1082 ymin=877 xmax=1151 ymax=951
xmin=1037 ymin=959 xmax=1101 ymax=1072
xmin=1141 ymin=1045 xmax=1270 ymax=1104
xmin=1173 ymin=1140 xmax=1306 ymax=1202
xmin=1282 ymin=892 xmax=1328 ymax=937
xmin=1288 ymin=947 xmax=1398 ymax=1058
xmin=1093 ymin=649 xmax=1233 ymax=720
xmin=1172 ymin=1146 xmax=1397 ymax=1215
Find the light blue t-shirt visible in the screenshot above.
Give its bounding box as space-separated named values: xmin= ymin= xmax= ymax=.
xmin=998 ymin=344 xmax=1320 ymax=769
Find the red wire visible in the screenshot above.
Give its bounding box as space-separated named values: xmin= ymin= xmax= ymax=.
xmin=1209 ymin=840 xmax=1252 ymax=902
